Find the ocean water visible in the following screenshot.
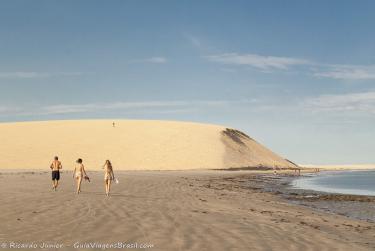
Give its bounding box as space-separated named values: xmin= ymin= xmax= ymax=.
xmin=292 ymin=170 xmax=375 ymax=196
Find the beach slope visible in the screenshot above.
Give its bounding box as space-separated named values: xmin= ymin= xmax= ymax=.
xmin=0 ymin=170 xmax=373 ymax=251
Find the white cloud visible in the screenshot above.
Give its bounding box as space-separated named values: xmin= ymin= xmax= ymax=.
xmin=41 ymin=101 xmax=183 ymax=114
xmin=183 ymin=33 xmax=202 ymax=48
xmin=142 ymin=57 xmax=167 ymax=64
xmin=1 ymin=100 xmax=240 ymax=117
xmin=205 ymin=52 xmax=375 ymax=81
xmin=0 ymin=106 xmax=12 ymax=113
xmin=205 ymin=53 xmax=310 ymax=71
xmin=129 ymin=57 xmax=168 ymax=64
xmin=220 ymin=68 xmax=237 ymax=73
xmin=0 ymin=72 xmax=49 ymax=79
xmin=26 ymin=99 xmax=255 ymax=115
xmin=0 ymin=72 xmax=84 ymax=79
xmin=305 ymin=91 xmax=375 ymax=114
xmin=314 ymin=65 xmax=375 ymax=80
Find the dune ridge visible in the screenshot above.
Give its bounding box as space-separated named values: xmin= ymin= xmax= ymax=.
xmin=0 ymin=120 xmax=297 ymax=170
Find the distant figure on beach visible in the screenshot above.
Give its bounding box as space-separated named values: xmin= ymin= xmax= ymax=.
xmin=50 ymin=156 xmax=62 ymax=191
xmin=273 ymin=166 xmax=277 ymax=175
xmin=103 ymin=160 xmax=115 ymax=196
xmin=112 ymin=122 xmax=115 ymax=127
xmin=73 ymin=158 xmax=87 ymax=194
xmin=294 ymin=168 xmax=301 ymax=176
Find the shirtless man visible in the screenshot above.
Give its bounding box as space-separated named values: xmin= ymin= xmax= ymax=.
xmin=50 ymin=156 xmax=62 ymax=191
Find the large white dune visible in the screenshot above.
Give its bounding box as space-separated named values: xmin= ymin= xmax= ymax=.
xmin=0 ymin=120 xmax=297 ymax=170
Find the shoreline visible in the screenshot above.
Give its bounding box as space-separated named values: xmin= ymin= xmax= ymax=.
xmin=280 ymin=174 xmax=375 ymax=223
xmin=292 ymin=170 xmax=375 ymax=196
xmin=212 ymin=171 xmax=375 ymax=223
xmin=301 ymin=164 xmax=375 ymax=171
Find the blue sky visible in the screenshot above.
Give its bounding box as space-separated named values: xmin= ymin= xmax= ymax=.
xmin=1 ymin=0 xmax=375 ymax=164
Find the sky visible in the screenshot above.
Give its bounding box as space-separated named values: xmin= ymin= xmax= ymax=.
xmin=1 ymin=0 xmax=375 ymax=164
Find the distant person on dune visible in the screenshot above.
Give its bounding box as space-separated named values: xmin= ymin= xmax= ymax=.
xmin=50 ymin=156 xmax=62 ymax=191
xmin=112 ymin=122 xmax=115 ymax=127
xmin=73 ymin=158 xmax=88 ymax=194
xmin=103 ymin=160 xmax=115 ymax=196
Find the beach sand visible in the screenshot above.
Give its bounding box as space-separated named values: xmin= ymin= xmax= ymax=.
xmin=0 ymin=170 xmax=373 ymax=251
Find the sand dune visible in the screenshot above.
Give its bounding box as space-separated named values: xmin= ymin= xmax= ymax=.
xmin=0 ymin=120 xmax=297 ymax=170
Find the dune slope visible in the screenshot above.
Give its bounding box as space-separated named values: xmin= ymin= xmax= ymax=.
xmin=0 ymin=120 xmax=297 ymax=170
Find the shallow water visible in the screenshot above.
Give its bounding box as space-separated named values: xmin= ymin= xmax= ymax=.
xmin=293 ymin=170 xmax=375 ymax=196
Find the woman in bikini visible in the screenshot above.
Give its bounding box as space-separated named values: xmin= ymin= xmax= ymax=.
xmin=73 ymin=158 xmax=87 ymax=194
xmin=103 ymin=160 xmax=115 ymax=196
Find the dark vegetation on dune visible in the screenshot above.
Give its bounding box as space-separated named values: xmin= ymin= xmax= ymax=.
xmin=285 ymin=159 xmax=299 ymax=167
xmin=221 ymin=128 xmax=300 ymax=170
xmin=222 ymin=128 xmax=254 ymax=145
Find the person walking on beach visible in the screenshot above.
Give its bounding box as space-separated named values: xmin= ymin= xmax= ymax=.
xmin=103 ymin=160 xmax=115 ymax=196
xmin=50 ymin=156 xmax=62 ymax=191
xmin=73 ymin=158 xmax=87 ymax=194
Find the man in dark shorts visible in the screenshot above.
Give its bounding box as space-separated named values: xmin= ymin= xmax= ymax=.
xmin=50 ymin=156 xmax=62 ymax=191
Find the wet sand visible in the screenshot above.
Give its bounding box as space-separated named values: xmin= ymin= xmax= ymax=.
xmin=235 ymin=172 xmax=375 ymax=222
xmin=0 ymin=170 xmax=374 ymax=251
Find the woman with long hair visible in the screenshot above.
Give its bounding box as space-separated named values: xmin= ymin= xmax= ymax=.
xmin=73 ymin=158 xmax=87 ymax=194
xmin=103 ymin=160 xmax=115 ymax=196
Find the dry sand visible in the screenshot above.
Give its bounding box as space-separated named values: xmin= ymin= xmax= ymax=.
xmin=0 ymin=170 xmax=373 ymax=251
xmin=0 ymin=120 xmax=297 ymax=170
